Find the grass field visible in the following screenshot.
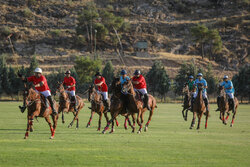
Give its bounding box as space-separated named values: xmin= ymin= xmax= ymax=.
xmin=0 ymin=102 xmax=250 ymax=167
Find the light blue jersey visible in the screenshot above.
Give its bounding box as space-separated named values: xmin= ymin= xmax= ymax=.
xmin=194 ymin=78 xmax=207 ymax=93
xmin=120 ymin=76 xmax=130 ymax=85
xmin=220 ymin=80 xmax=234 ymax=93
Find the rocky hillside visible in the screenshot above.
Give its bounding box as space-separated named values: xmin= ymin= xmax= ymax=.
xmin=0 ymin=0 xmax=249 ymax=77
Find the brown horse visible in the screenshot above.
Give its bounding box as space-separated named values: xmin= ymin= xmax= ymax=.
xmin=190 ymin=83 xmax=209 ymax=130
xmin=112 ymin=80 xmax=157 ymax=134
xmin=22 ymin=84 xmax=59 ymax=139
xmin=87 ymin=85 xmax=119 ymax=131
xmin=102 ymin=77 xmax=135 ymax=134
xmin=218 ymin=85 xmax=239 ymax=127
xmin=181 ymin=83 xmax=191 ymax=121
xmin=56 ymin=82 xmax=84 ymax=129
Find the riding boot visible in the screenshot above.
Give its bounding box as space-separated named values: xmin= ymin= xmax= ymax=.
xmin=143 ymin=94 xmax=151 ymax=111
xmin=47 ymin=96 xmax=57 ymax=115
xmin=104 ymin=99 xmax=110 ymax=111
xmin=19 ymin=100 xmax=27 ymax=113
xmin=204 ymin=98 xmax=209 ymax=112
xmin=71 ymin=96 xmax=78 ymax=112
xmin=231 ymin=98 xmax=235 ymax=113
xmin=215 ymin=96 xmax=220 ymax=111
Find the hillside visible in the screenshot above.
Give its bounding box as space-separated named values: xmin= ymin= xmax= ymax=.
xmin=0 ymin=0 xmax=249 ymax=77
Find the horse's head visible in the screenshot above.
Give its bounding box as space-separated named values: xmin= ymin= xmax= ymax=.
xmin=197 ymin=83 xmax=204 ymax=91
xmin=122 ymin=80 xmax=133 ymax=94
xmin=218 ymin=84 xmax=226 ymax=97
xmin=88 ymin=84 xmax=96 ymax=102
xmin=110 ymin=77 xmax=121 ymax=93
xmin=24 ymin=84 xmax=39 ymax=102
xmin=182 ymin=83 xmax=189 ymax=94
xmin=56 ymin=81 xmax=64 ymax=94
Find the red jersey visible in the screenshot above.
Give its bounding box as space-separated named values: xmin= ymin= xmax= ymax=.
xmin=27 ymin=75 xmax=50 ymax=92
xmin=132 ymin=75 xmax=147 ymax=89
xmin=63 ymin=76 xmax=76 ymax=91
xmin=94 ymin=76 xmax=108 ymax=92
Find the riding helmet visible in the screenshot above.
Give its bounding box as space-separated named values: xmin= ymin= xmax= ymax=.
xmin=65 ymin=70 xmax=71 ymax=74
xmin=197 ymin=73 xmax=203 ymax=77
xmin=120 ymin=69 xmax=127 ymax=75
xmin=189 ymin=75 xmax=194 ymax=79
xmin=34 ymin=68 xmax=42 ymax=73
xmin=95 ymin=72 xmax=101 ymax=76
xmin=223 ymin=75 xmax=228 ymax=79
xmin=134 ymin=70 xmax=141 ymax=75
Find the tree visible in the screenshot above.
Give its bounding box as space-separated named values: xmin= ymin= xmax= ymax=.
xmin=102 ymin=61 xmax=114 ymax=85
xmin=74 ymin=56 xmax=102 ymax=83
xmin=174 ymin=62 xmax=197 ymax=95
xmin=205 ymin=63 xmax=218 ymax=94
xmin=191 ymin=24 xmax=222 ymax=60
xmin=146 ymin=61 xmax=170 ymax=101
xmin=8 ymin=66 xmax=20 ymax=98
xmin=232 ymin=65 xmax=250 ymax=103
xmin=0 ymin=55 xmax=7 ymax=95
xmin=1 ymin=66 xmax=11 ymax=95
xmin=26 ymin=55 xmax=38 ymax=76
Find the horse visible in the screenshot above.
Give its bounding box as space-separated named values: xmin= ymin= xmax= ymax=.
xmin=181 ymin=83 xmax=191 ymax=121
xmin=190 ymin=83 xmax=209 ymax=130
xmin=22 ymin=84 xmax=59 ymax=139
xmin=87 ymin=84 xmax=119 ymax=131
xmin=104 ymin=80 xmax=157 ymax=134
xmin=56 ymin=82 xmax=84 ymax=129
xmin=218 ymin=85 xmax=239 ymax=127
xmin=102 ymin=77 xmax=135 ymax=133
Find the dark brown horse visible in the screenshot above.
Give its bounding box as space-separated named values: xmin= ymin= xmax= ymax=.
xmin=22 ymin=84 xmax=59 ymax=139
xmin=56 ymin=82 xmax=84 ymax=129
xmin=190 ymin=83 xmax=209 ymax=130
xmin=102 ymin=77 xmax=135 ymax=134
xmin=87 ymin=85 xmax=119 ymax=131
xmin=181 ymin=83 xmax=191 ymax=121
xmin=218 ymin=85 xmax=239 ymax=127
xmin=104 ymin=80 xmax=157 ymax=134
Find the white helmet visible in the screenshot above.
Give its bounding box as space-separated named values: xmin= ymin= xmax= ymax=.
xmin=223 ymin=75 xmax=228 ymax=79
xmin=34 ymin=68 xmax=42 ymax=73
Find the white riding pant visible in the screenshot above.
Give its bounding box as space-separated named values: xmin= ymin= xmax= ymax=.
xmin=193 ymin=91 xmax=207 ymax=99
xmin=97 ymin=91 xmax=108 ymax=100
xmin=226 ymin=93 xmax=234 ymax=99
xmin=65 ymin=90 xmax=75 ymax=97
xmin=35 ymin=90 xmax=51 ymax=98
xmin=134 ymin=88 xmax=148 ymax=95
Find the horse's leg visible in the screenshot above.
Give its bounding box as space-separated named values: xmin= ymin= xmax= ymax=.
xmin=97 ymin=112 xmax=103 ymax=131
xmin=222 ymin=111 xmax=226 ymax=125
xmin=51 ymin=114 xmax=58 ymax=139
xmin=185 ymin=109 xmax=188 ymax=121
xmin=86 ymin=111 xmax=94 ymax=128
xmin=110 ymin=118 xmax=115 ymax=134
xmin=140 ymin=112 xmax=145 ymax=132
xmin=124 ymin=116 xmax=128 ymax=130
xmin=62 ymin=110 xmax=65 ymax=124
xmin=131 ymin=113 xmax=136 ymax=133
xmin=115 ymin=118 xmax=119 ymax=127
xmin=219 ymin=111 xmax=222 ymax=121
xmin=137 ymin=111 xmax=143 ymax=134
xmin=68 ymin=112 xmax=77 ymax=128
xmin=205 ymin=110 xmax=209 ymax=129
xmin=145 ymin=107 xmax=154 ymax=132
xmin=181 ymin=108 xmax=186 ymax=121
xmin=44 ymin=116 xmax=54 ymax=139
xmin=189 ymin=111 xmax=196 ymax=129
xmin=196 ymin=114 xmax=201 ymax=130
xmin=24 ymin=115 xmax=33 ymax=139
xmin=231 ymin=107 xmax=237 ymax=127
xmin=102 ymin=111 xmax=118 ymax=134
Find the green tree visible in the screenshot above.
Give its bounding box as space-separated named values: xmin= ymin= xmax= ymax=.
xmin=146 ymin=61 xmax=170 ymax=100
xmin=1 ymin=66 xmax=11 ymax=95
xmin=205 ymin=63 xmax=218 ymax=94
xmin=0 ymin=56 xmax=7 ymax=95
xmin=8 ymin=66 xmax=20 ymax=97
xmin=102 ymin=61 xmax=114 ymax=85
xmin=26 ymin=56 xmax=38 ymax=76
xmin=191 ymin=24 xmax=222 ymax=60
xmin=74 ymin=56 xmax=102 ymax=83
xmin=232 ymin=65 xmax=250 ymax=102
xmin=174 ymin=62 xmax=197 ymax=95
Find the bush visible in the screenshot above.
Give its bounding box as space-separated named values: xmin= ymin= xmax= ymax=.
xmin=49 ymin=29 xmax=62 ymax=37
xmin=94 ymin=23 xmax=108 ymax=40
xmin=106 ymin=5 xmax=114 ymax=11
xmin=0 ymin=26 xmax=12 ymax=36
xmin=23 ymin=8 xmax=33 ymax=18
xmin=76 ymin=35 xmax=86 ymax=46
xmin=121 ymin=7 xmax=130 ymax=16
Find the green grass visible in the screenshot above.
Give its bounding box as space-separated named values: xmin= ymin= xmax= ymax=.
xmin=0 ymin=102 xmax=250 ymax=167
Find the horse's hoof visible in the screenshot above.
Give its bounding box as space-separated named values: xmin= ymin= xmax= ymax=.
xmin=230 ymin=124 xmax=233 ymax=127
xmin=50 ymin=136 xmax=54 ymax=139
xmin=189 ymin=127 xmax=193 ymax=129
xmin=86 ymin=124 xmax=90 ymax=128
xmin=144 ymin=126 xmax=148 ymax=132
xmin=109 ymin=130 xmax=114 ymax=133
xmin=68 ymin=125 xmax=72 ymax=128
xmin=124 ymin=126 xmax=128 ymax=130
xmin=102 ymin=130 xmax=106 ymax=134
xmin=75 ymin=127 xmax=78 ymax=130
xmin=97 ymin=128 xmax=100 ymax=131
xmin=137 ymin=131 xmax=141 ymax=134
xmin=62 ymin=121 xmax=65 ymax=124
xmin=24 ymin=136 xmax=28 ymax=139
xmin=132 ymin=130 xmax=135 ymax=133
xmin=30 ymin=128 xmax=33 ymax=132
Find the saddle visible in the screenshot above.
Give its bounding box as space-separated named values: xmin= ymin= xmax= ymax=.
xmin=40 ymin=94 xmax=50 ymax=108
xmin=134 ymin=90 xmax=144 ymax=102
